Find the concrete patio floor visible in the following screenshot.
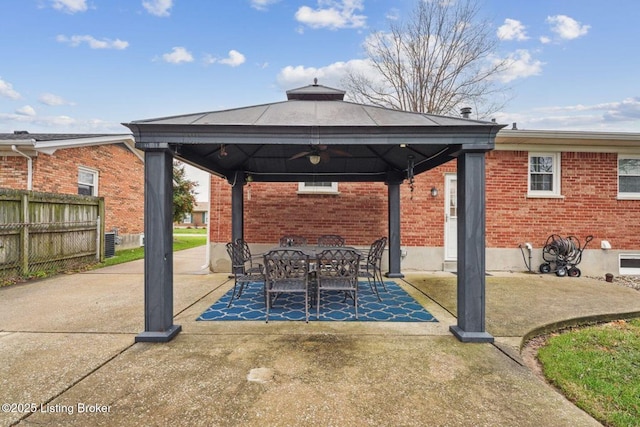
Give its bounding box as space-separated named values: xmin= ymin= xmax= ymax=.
xmin=1 ymin=246 xmax=639 ymax=426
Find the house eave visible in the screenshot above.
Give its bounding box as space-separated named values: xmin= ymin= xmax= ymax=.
xmin=497 ymin=129 xmax=640 ymax=149
xmin=0 ymin=134 xmax=141 ymax=160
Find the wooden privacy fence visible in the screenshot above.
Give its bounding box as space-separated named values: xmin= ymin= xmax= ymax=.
xmin=0 ymin=189 xmax=105 ymax=284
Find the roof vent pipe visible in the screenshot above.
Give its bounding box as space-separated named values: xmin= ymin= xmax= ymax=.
xmin=460 ymin=107 xmax=472 ymax=119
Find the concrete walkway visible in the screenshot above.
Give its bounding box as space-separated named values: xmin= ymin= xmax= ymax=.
xmin=1 ymin=246 xmax=639 ymax=426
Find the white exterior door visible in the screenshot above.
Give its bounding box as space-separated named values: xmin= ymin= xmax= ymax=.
xmin=444 ymin=174 xmax=457 ymax=260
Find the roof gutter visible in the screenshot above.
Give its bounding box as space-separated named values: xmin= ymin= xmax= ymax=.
xmin=11 ymin=145 xmax=33 ymax=190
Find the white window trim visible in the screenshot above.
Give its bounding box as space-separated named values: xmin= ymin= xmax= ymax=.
xmin=619 ymin=253 xmax=640 ymax=275
xmin=78 ymin=166 xmax=99 ymax=196
xmin=527 ymin=152 xmax=561 ymax=198
xmin=297 ymin=181 xmax=339 ymax=195
xmin=617 ymin=154 xmax=640 ymax=200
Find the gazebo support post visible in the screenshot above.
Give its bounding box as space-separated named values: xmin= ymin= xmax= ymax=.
xmin=136 ymin=147 xmax=181 ymax=343
xmin=230 ymin=171 xmax=245 ymax=275
xmin=231 ymin=171 xmax=245 ymax=243
xmin=385 ymin=177 xmax=404 ymax=278
xmin=450 ymin=151 xmax=494 ymax=343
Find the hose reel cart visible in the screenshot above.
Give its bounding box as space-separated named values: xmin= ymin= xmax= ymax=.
xmin=539 ymin=234 xmax=593 ymax=277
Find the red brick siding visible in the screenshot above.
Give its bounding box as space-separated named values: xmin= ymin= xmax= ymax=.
xmin=0 ymin=144 xmax=144 ymax=234
xmin=209 ymin=166 xmax=456 ymax=247
xmin=486 ymin=151 xmax=639 ymax=250
xmin=210 ymin=180 xmax=388 ymax=246
xmin=0 ymin=156 xmax=29 ymax=188
xmin=209 ymin=150 xmax=639 ymax=251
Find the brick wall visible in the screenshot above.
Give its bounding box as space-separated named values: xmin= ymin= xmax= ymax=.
xmin=486 ymin=151 xmax=640 ymax=250
xmin=0 ymin=156 xmax=29 ymax=188
xmin=210 ymin=179 xmax=389 ymax=246
xmin=0 ymin=144 xmax=144 ymax=235
xmin=209 ymin=165 xmax=455 ymax=247
xmin=209 ymin=150 xmax=639 ymax=251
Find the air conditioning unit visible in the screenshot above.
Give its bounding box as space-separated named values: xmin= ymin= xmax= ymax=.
xmin=104 ymin=232 xmax=116 ymax=258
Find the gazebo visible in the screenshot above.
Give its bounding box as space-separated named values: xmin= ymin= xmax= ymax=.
xmin=123 ymin=82 xmax=505 ymax=343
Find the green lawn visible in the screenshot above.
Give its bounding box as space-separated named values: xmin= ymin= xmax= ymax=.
xmin=97 ymin=235 xmax=206 ymax=268
xmin=537 ymin=318 xmax=640 ymax=427
xmin=173 ymin=227 xmax=207 ymax=235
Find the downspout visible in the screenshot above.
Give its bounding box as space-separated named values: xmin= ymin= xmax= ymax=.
xmin=11 ymin=145 xmax=33 ymax=190
xmin=200 ymin=174 xmax=212 ymax=272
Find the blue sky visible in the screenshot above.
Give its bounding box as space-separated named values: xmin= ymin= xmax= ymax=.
xmin=1 ymin=0 xmax=639 ymax=137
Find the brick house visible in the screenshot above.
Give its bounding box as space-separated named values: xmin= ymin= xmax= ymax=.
xmin=0 ymin=131 xmax=144 ymax=248
xmin=176 ymin=201 xmax=209 ymax=228
xmin=208 ymin=128 xmax=640 ymax=277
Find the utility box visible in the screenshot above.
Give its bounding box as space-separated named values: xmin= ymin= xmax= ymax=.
xmin=104 ymin=232 xmax=116 ymax=258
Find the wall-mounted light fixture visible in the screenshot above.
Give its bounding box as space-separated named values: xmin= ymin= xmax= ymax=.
xmin=430 ymin=187 xmax=438 ymax=197
xmin=308 ymin=154 xmax=321 ymax=165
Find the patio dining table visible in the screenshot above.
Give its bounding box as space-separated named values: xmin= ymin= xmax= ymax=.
xmin=263 ymin=246 xmax=362 ymax=321
xmin=267 ymin=245 xmax=362 ymax=258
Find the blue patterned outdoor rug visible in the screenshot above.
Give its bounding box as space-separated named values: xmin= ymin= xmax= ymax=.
xmin=197 ymin=280 xmax=437 ymax=322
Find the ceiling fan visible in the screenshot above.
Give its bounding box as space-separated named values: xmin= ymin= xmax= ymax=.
xmin=288 ymin=145 xmax=352 ymax=164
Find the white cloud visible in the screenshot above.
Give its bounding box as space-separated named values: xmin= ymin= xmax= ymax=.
xmin=250 ymin=0 xmax=280 ymax=11
xmin=0 ymin=112 xmax=127 ymax=133
xmin=39 ymin=93 xmax=73 ymax=106
xmin=493 ymin=50 xmax=543 ymax=83
xmin=51 ymin=0 xmax=87 ymax=14
xmin=539 ymin=98 xmax=640 ymax=124
xmin=15 ymin=105 xmax=36 ymax=116
xmin=384 ymin=8 xmax=400 ymax=21
xmin=602 ymin=97 xmax=640 ymax=123
xmin=539 ymin=36 xmax=551 ymax=44
xmin=546 ymin=15 xmax=590 ymax=40
xmin=56 ymin=35 xmax=129 ymax=50
xmin=497 ymin=18 xmax=528 ymax=41
xmin=295 ymin=0 xmax=366 ymax=30
xmin=495 ymin=97 xmax=640 ymax=132
xmin=277 ymin=59 xmax=371 ymax=89
xmin=203 ymin=50 xmax=247 ymax=67
xmin=0 ymin=77 xmax=21 ymax=99
xmin=142 ymin=0 xmax=173 ymax=17
xmin=162 ymin=47 xmax=194 ymax=64
xmin=219 ymin=50 xmax=246 ymax=67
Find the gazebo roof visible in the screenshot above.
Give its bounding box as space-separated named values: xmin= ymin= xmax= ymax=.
xmin=124 ymin=83 xmax=504 ymax=182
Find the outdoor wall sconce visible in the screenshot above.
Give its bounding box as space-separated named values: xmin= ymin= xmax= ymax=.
xmin=308 ymin=154 xmax=321 ymax=165
xmin=246 ymin=174 xmax=253 ymax=201
xmin=430 ymin=187 xmax=438 ymax=197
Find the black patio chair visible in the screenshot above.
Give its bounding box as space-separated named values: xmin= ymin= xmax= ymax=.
xmin=225 ymin=240 xmax=264 ymax=307
xmin=235 ymin=238 xmax=263 ymax=275
xmin=358 ymin=237 xmax=387 ymax=301
xmin=316 ymin=248 xmax=361 ymax=320
xmin=317 ymin=234 xmax=345 ymax=247
xmin=263 ymin=249 xmax=311 ymax=322
xmin=279 ymin=235 xmax=308 ymax=247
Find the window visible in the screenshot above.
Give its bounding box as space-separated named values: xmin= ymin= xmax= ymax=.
xmin=528 ymin=153 xmax=561 ymax=197
xmin=78 ymin=167 xmax=98 ymax=196
xmin=619 ymin=254 xmax=640 ymax=275
xmin=297 ymin=181 xmax=339 ymax=194
xmin=618 ymin=155 xmax=640 ymax=199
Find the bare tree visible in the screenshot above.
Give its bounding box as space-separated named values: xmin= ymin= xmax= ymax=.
xmin=343 ymin=0 xmax=507 ymax=118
